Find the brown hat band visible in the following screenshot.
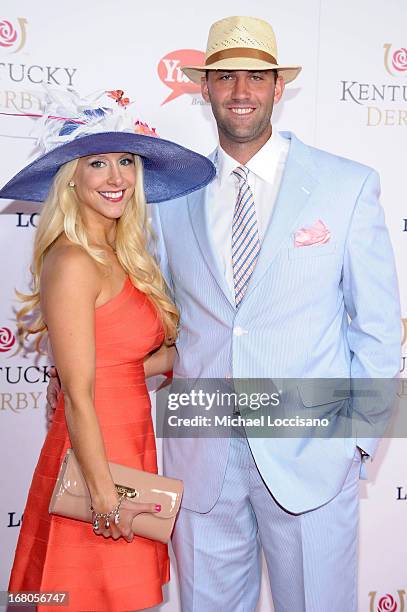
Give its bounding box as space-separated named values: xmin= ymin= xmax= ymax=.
xmin=205 ymin=47 xmax=278 ymax=67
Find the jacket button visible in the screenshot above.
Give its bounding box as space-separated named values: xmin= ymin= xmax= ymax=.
xmin=233 ymin=326 xmax=248 ymax=336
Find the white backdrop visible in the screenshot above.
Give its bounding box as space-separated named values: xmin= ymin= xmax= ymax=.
xmin=0 ymin=1 xmax=406 ymax=610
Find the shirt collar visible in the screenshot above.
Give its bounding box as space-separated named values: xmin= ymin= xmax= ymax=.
xmin=216 ymin=130 xmax=288 ymax=187
xmin=216 ymin=145 xmax=239 ymax=188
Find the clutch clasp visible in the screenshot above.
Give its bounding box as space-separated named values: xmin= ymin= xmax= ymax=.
xmin=115 ymin=484 xmax=138 ymax=498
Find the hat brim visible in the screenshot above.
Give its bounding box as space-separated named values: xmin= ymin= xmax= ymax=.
xmin=182 ymin=58 xmax=302 ymax=85
xmin=0 ymin=132 xmax=215 ymax=204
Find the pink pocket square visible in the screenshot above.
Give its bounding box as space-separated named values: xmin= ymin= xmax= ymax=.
xmin=294 ymin=219 xmax=331 ymax=247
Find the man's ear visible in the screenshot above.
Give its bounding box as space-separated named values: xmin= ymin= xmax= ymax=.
xmin=274 ymin=75 xmax=285 ymax=104
xmin=201 ymin=74 xmax=210 ymax=102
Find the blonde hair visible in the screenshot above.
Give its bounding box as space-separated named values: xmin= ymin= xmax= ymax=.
xmin=17 ymin=155 xmax=179 ymax=351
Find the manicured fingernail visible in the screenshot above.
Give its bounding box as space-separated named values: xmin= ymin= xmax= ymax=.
xmin=155 ymin=504 xmax=161 ymax=512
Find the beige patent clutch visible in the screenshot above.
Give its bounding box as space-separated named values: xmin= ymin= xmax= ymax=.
xmin=49 ymin=448 xmax=183 ymax=543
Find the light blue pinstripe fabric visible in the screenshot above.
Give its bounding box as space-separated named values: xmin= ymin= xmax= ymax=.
xmin=149 ymin=131 xmax=401 ymax=515
xmin=171 ymin=436 xmax=361 ymax=612
xmin=232 ymin=166 xmax=260 ymax=307
xmin=149 ymin=130 xmax=400 ymax=611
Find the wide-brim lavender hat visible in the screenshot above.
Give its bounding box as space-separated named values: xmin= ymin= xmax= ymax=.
xmin=0 ymin=89 xmax=215 ymax=204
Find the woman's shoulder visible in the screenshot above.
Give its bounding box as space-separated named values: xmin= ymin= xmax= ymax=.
xmin=42 ymin=238 xmax=101 ymax=296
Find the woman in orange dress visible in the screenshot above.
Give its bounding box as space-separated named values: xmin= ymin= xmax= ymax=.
xmin=0 ymin=89 xmax=214 ymax=611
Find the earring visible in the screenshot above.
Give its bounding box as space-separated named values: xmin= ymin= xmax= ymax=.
xmin=68 ymin=181 xmax=75 ymax=188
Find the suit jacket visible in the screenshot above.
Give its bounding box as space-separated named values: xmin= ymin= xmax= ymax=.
xmin=149 ymin=131 xmax=401 ymax=514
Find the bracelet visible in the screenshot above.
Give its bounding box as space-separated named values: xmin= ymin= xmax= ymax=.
xmin=90 ymin=493 xmax=126 ymax=531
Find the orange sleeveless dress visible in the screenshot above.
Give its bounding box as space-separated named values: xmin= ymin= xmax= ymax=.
xmin=9 ymin=278 xmax=169 ymax=611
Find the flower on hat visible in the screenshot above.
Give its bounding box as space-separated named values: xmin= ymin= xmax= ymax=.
xmin=106 ymin=89 xmax=131 ymax=108
xmin=25 ymin=87 xmax=159 ymax=159
xmin=134 ymin=120 xmax=158 ymax=137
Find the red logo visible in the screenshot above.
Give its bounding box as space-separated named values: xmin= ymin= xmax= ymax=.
xmin=0 ymin=17 xmax=27 ymax=52
xmin=377 ymin=594 xmax=397 ymax=611
xmin=0 ymin=327 xmax=16 ymax=352
xmin=384 ymin=43 xmax=407 ymax=77
xmin=369 ymin=590 xmax=406 ymax=612
xmin=158 ymin=49 xmax=205 ymax=105
xmin=0 ymin=20 xmax=16 ymax=47
xmin=392 ymin=48 xmax=407 ymax=73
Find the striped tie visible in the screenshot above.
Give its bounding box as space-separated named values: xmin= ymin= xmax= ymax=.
xmin=232 ymin=165 xmax=260 ymax=307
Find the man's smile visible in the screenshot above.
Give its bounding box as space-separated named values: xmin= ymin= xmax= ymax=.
xmin=228 ymin=107 xmax=256 ymax=115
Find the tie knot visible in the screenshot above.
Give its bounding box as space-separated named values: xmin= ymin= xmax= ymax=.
xmin=232 ymin=165 xmax=249 ymax=183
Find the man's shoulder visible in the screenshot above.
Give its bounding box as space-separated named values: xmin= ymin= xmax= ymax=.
xmin=148 ymin=179 xmax=211 ymax=215
xmin=148 ymin=193 xmax=191 ymax=210
xmin=284 ymin=131 xmax=376 ymax=183
xmin=148 ymin=150 xmax=215 ymax=212
xmin=309 ymin=143 xmax=374 ymax=179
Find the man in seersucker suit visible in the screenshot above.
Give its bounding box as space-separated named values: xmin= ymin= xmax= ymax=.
xmin=48 ymin=15 xmax=401 ymax=612
xmin=150 ymin=15 xmax=401 ymax=612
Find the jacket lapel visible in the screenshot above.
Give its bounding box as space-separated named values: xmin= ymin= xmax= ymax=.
xmin=242 ymin=132 xmax=319 ymax=301
xmin=187 ymin=167 xmax=236 ymax=309
xmin=187 ymin=134 xmax=319 ymax=309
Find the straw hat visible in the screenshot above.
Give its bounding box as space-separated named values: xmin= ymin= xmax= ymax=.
xmin=182 ymin=16 xmax=301 ymax=84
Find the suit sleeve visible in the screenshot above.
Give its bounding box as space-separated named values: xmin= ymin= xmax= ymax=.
xmin=342 ymin=169 xmax=401 ymax=458
xmin=148 ymin=202 xmax=175 ymax=299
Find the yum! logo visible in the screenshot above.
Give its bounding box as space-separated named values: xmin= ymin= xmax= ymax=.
xmin=0 ymin=17 xmax=27 ymax=53
xmin=158 ymin=49 xmax=205 ymax=105
xmin=384 ymin=43 xmax=407 ymax=77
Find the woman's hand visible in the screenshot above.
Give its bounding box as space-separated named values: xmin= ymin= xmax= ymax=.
xmin=91 ymin=492 xmax=161 ymax=542
xmin=144 ymin=344 xmax=176 ymax=378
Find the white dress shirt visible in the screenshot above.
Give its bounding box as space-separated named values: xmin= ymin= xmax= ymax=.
xmin=207 ymin=130 xmax=290 ymax=295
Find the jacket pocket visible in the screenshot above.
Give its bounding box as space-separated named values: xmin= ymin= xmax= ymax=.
xmin=288 ymin=241 xmax=337 ymax=260
xmin=297 ymin=379 xmax=350 ymax=407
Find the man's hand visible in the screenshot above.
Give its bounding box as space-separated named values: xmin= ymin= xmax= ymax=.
xmin=46 ymin=367 xmax=61 ymax=428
